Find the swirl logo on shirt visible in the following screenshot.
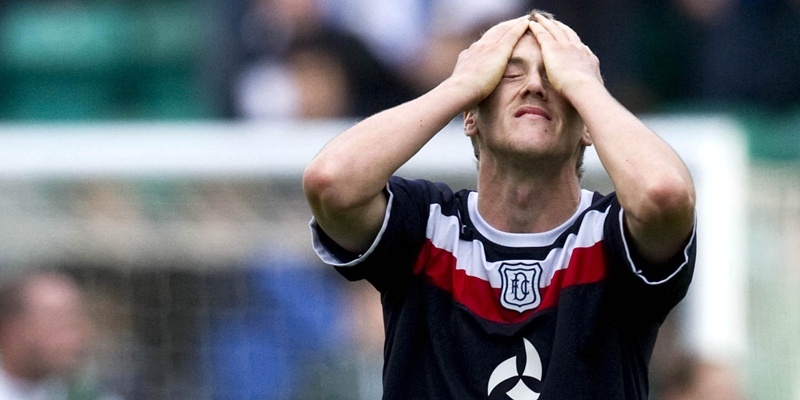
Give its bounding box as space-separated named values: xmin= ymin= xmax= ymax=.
xmin=488 ymin=338 xmax=543 ymax=399
xmin=499 ymin=262 xmax=542 ymax=313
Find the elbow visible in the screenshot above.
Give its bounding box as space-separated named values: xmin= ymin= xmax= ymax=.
xmin=303 ymin=161 xmax=337 ymax=211
xmin=302 ymin=159 xmax=357 ymax=214
xmin=635 ymin=174 xmax=696 ymax=225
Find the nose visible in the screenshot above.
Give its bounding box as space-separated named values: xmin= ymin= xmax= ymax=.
xmin=523 ymin=71 xmax=548 ymax=101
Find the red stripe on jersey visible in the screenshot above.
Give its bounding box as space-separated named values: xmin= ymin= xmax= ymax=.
xmin=539 ymin=242 xmax=607 ymax=310
xmin=413 ymin=239 xmax=607 ymax=324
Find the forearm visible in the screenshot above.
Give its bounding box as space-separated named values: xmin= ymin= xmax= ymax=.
xmin=303 ymin=16 xmax=530 ymax=252
xmin=304 ymin=80 xmax=471 ymax=212
xmin=569 ymin=82 xmax=696 ymax=257
xmin=527 ymin=12 xmax=695 ymax=261
xmin=304 ymin=16 xmax=530 ymax=216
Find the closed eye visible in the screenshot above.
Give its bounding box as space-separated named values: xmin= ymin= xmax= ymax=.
xmin=502 ymin=68 xmax=524 ymax=80
xmin=503 ymin=58 xmax=526 ymax=80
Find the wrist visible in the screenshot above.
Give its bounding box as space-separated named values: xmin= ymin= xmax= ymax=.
xmin=436 ymin=77 xmax=488 ymax=111
xmin=562 ymin=78 xmax=611 ymax=109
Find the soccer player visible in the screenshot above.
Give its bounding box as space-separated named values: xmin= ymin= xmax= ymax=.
xmin=303 ymin=10 xmax=697 ymax=399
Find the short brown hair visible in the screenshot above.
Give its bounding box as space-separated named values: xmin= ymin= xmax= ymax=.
xmin=528 ymin=9 xmax=555 ymax=21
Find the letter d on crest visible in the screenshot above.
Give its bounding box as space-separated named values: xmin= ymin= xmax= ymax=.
xmin=499 ymin=262 xmax=543 ymax=313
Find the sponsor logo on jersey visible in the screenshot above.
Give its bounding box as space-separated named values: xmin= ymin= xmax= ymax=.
xmin=488 ymin=338 xmax=542 ymax=399
xmin=499 ymin=262 xmax=542 ymax=312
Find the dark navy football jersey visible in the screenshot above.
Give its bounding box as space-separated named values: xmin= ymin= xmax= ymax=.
xmin=311 ymin=176 xmax=696 ymax=400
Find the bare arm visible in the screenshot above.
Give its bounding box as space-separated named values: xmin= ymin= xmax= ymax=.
xmin=530 ymin=14 xmax=696 ymax=263
xmin=303 ymin=17 xmax=531 ymax=254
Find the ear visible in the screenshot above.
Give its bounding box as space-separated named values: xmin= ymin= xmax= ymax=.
xmin=463 ymin=110 xmax=479 ymax=137
xmin=580 ymin=126 xmax=592 ymax=147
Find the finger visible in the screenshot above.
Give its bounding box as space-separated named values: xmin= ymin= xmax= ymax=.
xmin=479 ymin=16 xmax=529 ymax=43
xmin=498 ymin=17 xmax=532 ymax=46
xmin=528 ymin=19 xmax=555 ymax=47
xmin=554 ymin=20 xmax=583 ymax=45
xmin=532 ymin=13 xmax=569 ymax=43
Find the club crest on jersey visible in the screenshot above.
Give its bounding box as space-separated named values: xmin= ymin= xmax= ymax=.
xmin=499 ymin=262 xmax=543 ymax=312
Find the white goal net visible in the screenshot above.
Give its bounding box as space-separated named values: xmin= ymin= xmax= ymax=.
xmin=0 ymin=116 xmax=753 ymax=399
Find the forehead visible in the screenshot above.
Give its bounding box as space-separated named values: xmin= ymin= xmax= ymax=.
xmin=510 ymin=32 xmax=541 ymax=60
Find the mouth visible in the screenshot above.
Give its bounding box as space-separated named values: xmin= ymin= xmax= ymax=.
xmin=514 ymin=106 xmax=551 ymax=120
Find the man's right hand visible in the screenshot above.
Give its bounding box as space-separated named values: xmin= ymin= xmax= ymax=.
xmin=447 ymin=16 xmax=530 ymax=110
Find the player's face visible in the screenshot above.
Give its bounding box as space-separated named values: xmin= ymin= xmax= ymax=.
xmin=467 ymin=32 xmax=587 ymax=166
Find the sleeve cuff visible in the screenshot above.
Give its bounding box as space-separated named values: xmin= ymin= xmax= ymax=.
xmin=308 ymin=183 xmax=395 ymax=267
xmin=619 ymin=209 xmax=697 ymax=285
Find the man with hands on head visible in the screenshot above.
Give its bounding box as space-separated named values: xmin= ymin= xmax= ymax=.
xmin=304 ymin=10 xmax=696 ymax=400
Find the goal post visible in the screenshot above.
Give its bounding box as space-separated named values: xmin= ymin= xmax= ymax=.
xmin=0 ymin=115 xmax=749 ymax=397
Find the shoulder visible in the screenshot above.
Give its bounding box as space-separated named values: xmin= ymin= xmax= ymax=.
xmin=388 ymin=176 xmax=458 ymax=198
xmin=584 ymin=189 xmax=618 ymax=211
xmin=387 ymin=176 xmax=470 ymax=211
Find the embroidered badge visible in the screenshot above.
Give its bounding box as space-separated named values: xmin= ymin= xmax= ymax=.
xmin=499 ymin=262 xmax=543 ymax=312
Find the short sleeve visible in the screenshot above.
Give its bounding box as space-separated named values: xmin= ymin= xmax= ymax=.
xmin=602 ymin=198 xmax=697 ymax=317
xmin=309 ymin=176 xmax=438 ymax=291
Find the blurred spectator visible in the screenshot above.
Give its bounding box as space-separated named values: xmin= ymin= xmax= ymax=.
xmin=230 ymin=0 xmax=414 ymax=119
xmin=0 ymin=271 xmax=121 ymax=400
xmin=236 ymin=28 xmax=414 ymax=119
xmin=324 ymin=0 xmax=525 ymax=94
xmin=410 ymin=0 xmax=526 ymax=93
xmin=322 ymin=0 xmax=428 ymax=72
xmin=226 ymin=0 xmax=531 ymax=119
xmin=2 ymin=0 xmax=799 ymax=118
xmin=657 ymin=354 xmax=745 ymax=400
xmin=294 ymin=280 xmax=384 ymax=400
xmin=647 ymin=309 xmax=742 ymax=399
xmin=69 ymin=268 xmax=147 ymax=400
xmin=203 ymin=253 xmax=350 ymax=399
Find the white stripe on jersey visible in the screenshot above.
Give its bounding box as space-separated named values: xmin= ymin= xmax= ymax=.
xmin=425 ymin=190 xmax=611 ymax=289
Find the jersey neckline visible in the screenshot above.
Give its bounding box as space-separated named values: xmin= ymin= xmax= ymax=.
xmin=467 ymin=189 xmax=594 ymax=248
